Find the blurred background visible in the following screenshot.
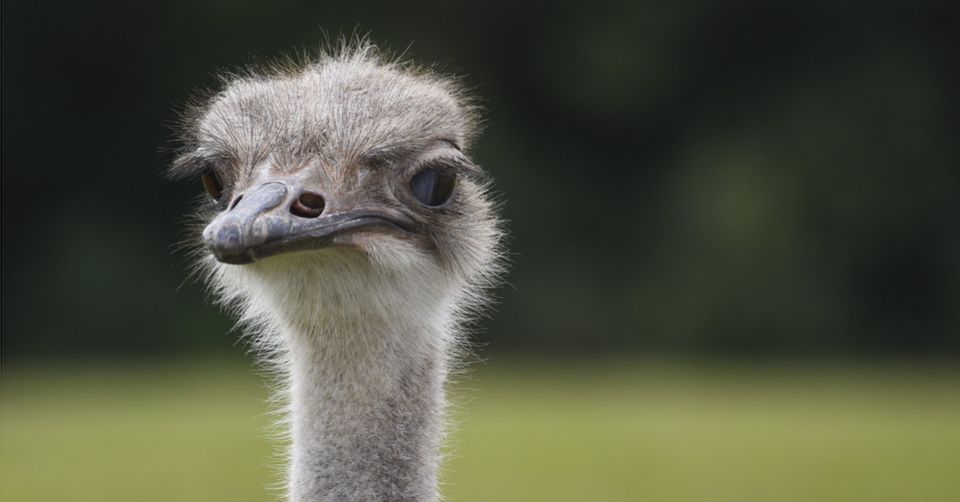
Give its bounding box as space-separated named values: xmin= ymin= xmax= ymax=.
xmin=2 ymin=1 xmax=958 ymax=501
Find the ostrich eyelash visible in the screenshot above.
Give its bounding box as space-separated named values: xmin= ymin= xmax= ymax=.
xmin=168 ymin=150 xmax=232 ymax=181
xmin=409 ymin=156 xmax=487 ymax=183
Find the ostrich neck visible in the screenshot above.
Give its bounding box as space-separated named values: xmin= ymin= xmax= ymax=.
xmin=283 ymin=312 xmax=448 ymax=502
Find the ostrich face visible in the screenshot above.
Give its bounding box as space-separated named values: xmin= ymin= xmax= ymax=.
xmin=172 ymin=51 xmax=501 ymax=326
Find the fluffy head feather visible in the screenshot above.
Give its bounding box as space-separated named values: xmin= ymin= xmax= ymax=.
xmin=172 ymin=41 xmax=504 ymax=351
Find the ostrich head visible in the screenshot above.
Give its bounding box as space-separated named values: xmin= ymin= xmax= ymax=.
xmin=171 ymin=45 xmax=503 ymax=357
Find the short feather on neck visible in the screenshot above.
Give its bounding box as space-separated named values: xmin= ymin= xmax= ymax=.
xmin=210 ymin=248 xmax=458 ymax=502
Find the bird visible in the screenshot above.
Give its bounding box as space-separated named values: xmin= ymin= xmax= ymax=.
xmin=169 ymin=40 xmax=504 ymax=502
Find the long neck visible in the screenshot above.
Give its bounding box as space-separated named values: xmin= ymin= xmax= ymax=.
xmin=283 ymin=315 xmax=449 ymax=502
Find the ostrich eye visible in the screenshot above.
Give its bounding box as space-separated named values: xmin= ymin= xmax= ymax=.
xmin=410 ymin=168 xmax=455 ymax=207
xmin=201 ymin=171 xmax=223 ymax=201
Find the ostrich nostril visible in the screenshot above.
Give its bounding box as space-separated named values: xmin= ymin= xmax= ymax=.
xmin=228 ymin=194 xmax=244 ymax=210
xmin=290 ymin=192 xmax=325 ymax=218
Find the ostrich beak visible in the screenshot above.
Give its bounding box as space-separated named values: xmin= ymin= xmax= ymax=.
xmin=202 ymin=182 xmax=418 ymax=264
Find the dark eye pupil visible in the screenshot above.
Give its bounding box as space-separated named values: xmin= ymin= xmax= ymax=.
xmin=410 ymin=168 xmax=455 ymax=207
xmin=201 ymin=172 xmax=223 ymax=201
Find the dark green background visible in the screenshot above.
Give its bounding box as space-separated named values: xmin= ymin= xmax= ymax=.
xmin=2 ymin=1 xmax=958 ymax=359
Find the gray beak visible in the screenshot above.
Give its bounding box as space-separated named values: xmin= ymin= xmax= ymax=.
xmin=202 ymin=182 xmax=417 ymax=264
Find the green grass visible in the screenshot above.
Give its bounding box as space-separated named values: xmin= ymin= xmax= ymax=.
xmin=3 ymin=357 xmax=959 ymax=501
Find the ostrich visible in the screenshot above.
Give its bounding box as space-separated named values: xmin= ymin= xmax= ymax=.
xmin=169 ymin=43 xmax=504 ymax=501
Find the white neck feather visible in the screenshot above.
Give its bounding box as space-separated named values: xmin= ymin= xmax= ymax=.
xmin=210 ymin=247 xmax=460 ymax=502
xmin=284 ymin=316 xmax=448 ymax=501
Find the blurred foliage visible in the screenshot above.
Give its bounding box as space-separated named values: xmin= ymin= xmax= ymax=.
xmin=3 ymin=359 xmax=959 ymax=501
xmin=1 ymin=1 xmax=958 ymax=357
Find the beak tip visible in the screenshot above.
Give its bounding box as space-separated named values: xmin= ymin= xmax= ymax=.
xmin=203 ymin=223 xmax=256 ymax=265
